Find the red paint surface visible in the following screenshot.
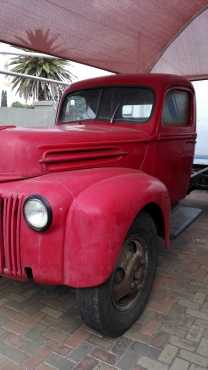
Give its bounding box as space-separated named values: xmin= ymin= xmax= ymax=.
xmin=0 ymin=74 xmax=196 ymax=287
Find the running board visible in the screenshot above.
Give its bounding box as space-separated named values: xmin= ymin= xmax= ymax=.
xmin=170 ymin=205 xmax=203 ymax=239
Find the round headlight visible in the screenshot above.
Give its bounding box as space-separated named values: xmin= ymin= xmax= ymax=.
xmin=23 ymin=196 xmax=52 ymax=231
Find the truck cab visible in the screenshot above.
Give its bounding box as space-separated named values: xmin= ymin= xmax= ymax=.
xmin=0 ymin=74 xmax=196 ymax=337
xmin=57 ymin=74 xmax=196 ymax=204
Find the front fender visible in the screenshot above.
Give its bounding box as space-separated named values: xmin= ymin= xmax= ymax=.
xmin=64 ymin=169 xmax=170 ymax=288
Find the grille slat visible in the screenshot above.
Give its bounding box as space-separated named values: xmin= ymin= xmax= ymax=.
xmin=0 ymin=199 xmax=4 ymax=271
xmin=4 ymin=198 xmax=10 ymax=273
xmin=16 ymin=196 xmax=23 ymax=276
xmin=0 ymin=195 xmax=23 ymax=277
xmin=11 ymin=196 xmax=18 ymax=274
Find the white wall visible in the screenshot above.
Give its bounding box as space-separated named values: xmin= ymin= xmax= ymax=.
xmin=0 ymin=103 xmax=56 ymax=128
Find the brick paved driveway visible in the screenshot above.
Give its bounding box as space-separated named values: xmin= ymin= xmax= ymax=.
xmin=0 ymin=190 xmax=207 ymax=370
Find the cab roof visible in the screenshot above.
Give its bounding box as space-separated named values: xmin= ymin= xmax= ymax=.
xmin=65 ymin=74 xmax=193 ymax=95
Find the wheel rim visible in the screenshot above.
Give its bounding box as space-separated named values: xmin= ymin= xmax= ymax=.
xmin=112 ymin=236 xmax=149 ymax=311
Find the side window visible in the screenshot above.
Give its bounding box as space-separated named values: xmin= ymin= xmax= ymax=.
xmin=60 ymin=90 xmax=99 ymax=122
xmin=162 ymin=90 xmax=190 ymax=126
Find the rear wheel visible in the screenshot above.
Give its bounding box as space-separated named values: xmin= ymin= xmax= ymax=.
xmin=77 ymin=212 xmax=159 ymax=337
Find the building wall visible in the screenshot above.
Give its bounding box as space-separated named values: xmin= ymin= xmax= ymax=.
xmin=0 ymin=102 xmax=57 ymax=128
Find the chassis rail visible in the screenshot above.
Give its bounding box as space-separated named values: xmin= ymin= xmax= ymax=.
xmin=190 ymin=165 xmax=208 ymax=191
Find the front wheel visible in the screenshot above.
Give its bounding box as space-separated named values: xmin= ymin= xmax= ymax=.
xmin=77 ymin=212 xmax=159 ymax=337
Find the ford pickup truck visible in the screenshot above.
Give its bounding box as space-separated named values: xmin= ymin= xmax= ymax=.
xmin=0 ymin=74 xmax=198 ymax=337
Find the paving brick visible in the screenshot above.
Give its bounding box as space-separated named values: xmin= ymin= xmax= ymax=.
xmin=47 ymin=317 xmax=81 ymax=334
xmin=186 ymin=324 xmax=204 ymax=343
xmin=42 ymin=326 xmax=68 ymax=343
xmin=22 ymin=313 xmax=47 ymax=328
xmin=22 ymin=345 xmax=50 ymax=368
xmin=64 ymin=326 xmax=90 ymax=347
xmin=116 ymin=346 xmax=140 ymax=370
xmin=46 ymin=339 xmax=72 ymax=356
xmin=0 ymin=340 xmax=29 ymax=364
xmin=65 ymin=326 xmax=90 ymax=348
xmin=111 ymin=337 xmax=132 ymax=356
xmin=116 ymin=342 xmax=160 ymax=370
xmin=160 ymin=321 xmax=187 ymax=338
xmin=45 ymin=352 xmax=75 ymax=370
xmin=197 ymin=338 xmax=208 ymax=357
xmin=168 ymin=302 xmax=187 ymax=319
xmin=140 ymin=319 xmax=160 ymax=337
xmin=125 ymin=324 xmax=153 ymax=345
xmin=23 ymin=339 xmax=48 ymax=356
xmin=7 ymin=293 xmax=26 ymax=303
xmin=36 ymin=363 xmax=56 ymax=370
xmin=41 ymin=306 xmax=63 ymax=319
xmin=137 ymin=356 xmax=168 ymax=370
xmin=2 ymin=319 xmax=29 ymax=336
xmin=25 ymin=324 xmax=46 ymax=343
xmin=131 ymin=342 xmax=161 ymax=360
xmin=147 ymin=296 xmax=176 ymax=315
xmin=73 ymin=355 xmax=98 ymax=370
xmin=179 ymin=349 xmax=208 ymax=367
xmin=169 ymin=335 xmax=196 ymax=351
xmin=153 ymin=274 xmax=178 ymax=291
xmin=187 ymin=309 xmax=208 ymax=321
xmin=189 ymin=365 xmax=207 ymax=370
xmin=91 ymin=348 xmax=117 ymax=365
xmin=151 ymin=332 xmax=170 ymax=349
xmin=178 ymin=298 xmax=200 ymax=311
xmin=0 ymin=359 xmax=22 ymax=370
xmin=139 ymin=308 xmax=161 ymax=323
xmin=0 ymin=353 xmax=24 ymax=370
xmin=93 ymin=362 xmax=118 ymax=370
xmin=4 ymin=333 xmax=23 ymax=349
xmin=70 ymin=341 xmax=94 ymax=363
xmin=169 ymin=357 xmax=189 ymax=370
xmin=193 ymin=292 xmax=206 ymax=306
xmin=0 ymin=298 xmax=9 ymax=306
xmin=87 ymin=334 xmax=116 ymax=350
xmin=158 ymin=344 xmax=178 ymax=364
xmin=0 ymin=304 xmax=26 ymax=320
xmin=201 ymin=303 xmax=208 ymax=315
xmin=0 ymin=328 xmax=7 ymax=337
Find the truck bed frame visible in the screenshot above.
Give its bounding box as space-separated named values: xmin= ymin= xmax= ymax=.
xmin=190 ymin=165 xmax=208 ymax=191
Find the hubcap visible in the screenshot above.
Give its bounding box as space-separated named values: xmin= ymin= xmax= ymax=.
xmin=112 ymin=237 xmax=149 ymax=311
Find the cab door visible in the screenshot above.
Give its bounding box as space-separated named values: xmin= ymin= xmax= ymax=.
xmin=156 ymin=87 xmax=196 ymax=205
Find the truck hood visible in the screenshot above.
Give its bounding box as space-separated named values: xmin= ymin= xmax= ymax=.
xmin=0 ymin=123 xmax=150 ymax=181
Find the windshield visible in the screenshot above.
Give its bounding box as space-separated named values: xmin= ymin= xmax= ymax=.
xmin=60 ymin=86 xmax=154 ymax=124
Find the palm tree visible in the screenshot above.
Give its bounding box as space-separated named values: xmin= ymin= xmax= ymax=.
xmin=8 ymin=56 xmax=74 ymax=101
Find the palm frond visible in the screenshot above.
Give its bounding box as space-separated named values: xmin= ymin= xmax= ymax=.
xmin=8 ymin=55 xmax=75 ymax=101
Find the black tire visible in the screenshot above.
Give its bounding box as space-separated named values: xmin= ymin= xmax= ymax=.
xmin=77 ymin=212 xmax=159 ymax=337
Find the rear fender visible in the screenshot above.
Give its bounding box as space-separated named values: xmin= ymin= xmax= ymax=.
xmin=64 ymin=170 xmax=170 ymax=287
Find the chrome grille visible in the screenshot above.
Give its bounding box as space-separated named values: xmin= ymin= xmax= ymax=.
xmin=0 ymin=194 xmax=23 ymax=277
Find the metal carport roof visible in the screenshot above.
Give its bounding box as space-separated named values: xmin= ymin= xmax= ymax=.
xmin=1 ymin=1 xmax=208 ymax=78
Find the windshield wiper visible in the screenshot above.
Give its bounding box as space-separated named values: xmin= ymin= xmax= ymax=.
xmin=110 ymin=104 xmax=121 ymax=123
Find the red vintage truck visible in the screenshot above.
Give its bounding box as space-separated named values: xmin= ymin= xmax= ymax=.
xmin=0 ymin=74 xmax=198 ymax=337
